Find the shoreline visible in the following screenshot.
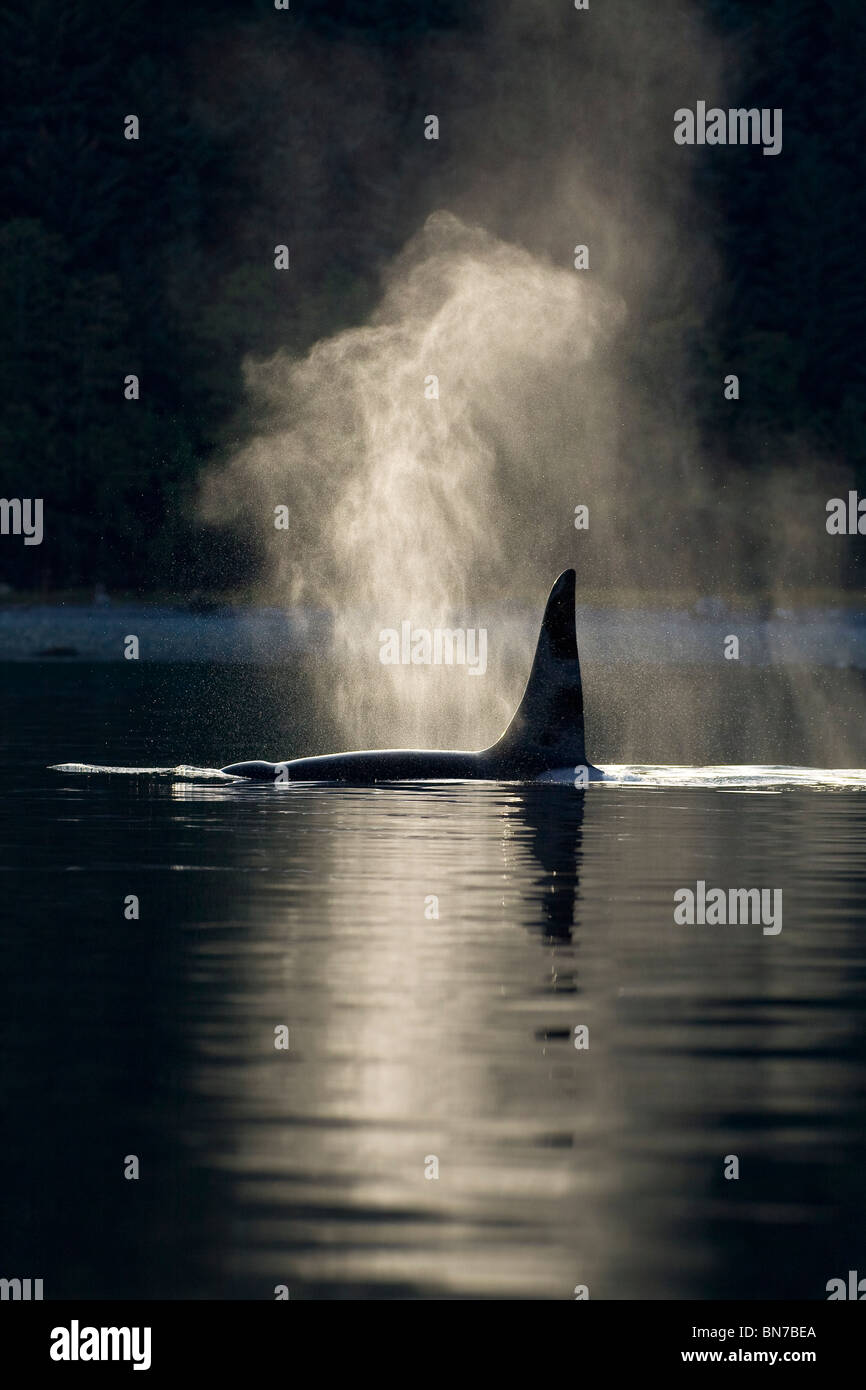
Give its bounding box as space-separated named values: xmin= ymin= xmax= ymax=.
xmin=1 ymin=601 xmax=864 ymax=667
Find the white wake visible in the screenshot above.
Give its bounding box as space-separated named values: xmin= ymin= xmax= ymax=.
xmin=49 ymin=762 xmax=866 ymax=790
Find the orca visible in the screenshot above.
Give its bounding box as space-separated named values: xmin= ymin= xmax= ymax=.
xmin=221 ymin=569 xmax=602 ymax=783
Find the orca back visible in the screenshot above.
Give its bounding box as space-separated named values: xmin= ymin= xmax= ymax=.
xmin=221 ymin=570 xmax=590 ymax=782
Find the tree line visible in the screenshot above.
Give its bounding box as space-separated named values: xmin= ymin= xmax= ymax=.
xmin=0 ymin=0 xmax=862 ymax=594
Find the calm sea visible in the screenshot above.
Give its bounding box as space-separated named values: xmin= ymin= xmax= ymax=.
xmin=1 ymin=662 xmax=864 ymax=1299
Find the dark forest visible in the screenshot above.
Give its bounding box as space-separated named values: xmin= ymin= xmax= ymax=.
xmin=1 ymin=0 xmax=863 ymax=594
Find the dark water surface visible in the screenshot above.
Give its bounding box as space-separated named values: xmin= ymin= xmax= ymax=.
xmin=1 ymin=664 xmax=865 ymax=1299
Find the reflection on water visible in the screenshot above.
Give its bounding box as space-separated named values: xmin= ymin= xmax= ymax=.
xmin=1 ymin=667 xmax=865 ymax=1299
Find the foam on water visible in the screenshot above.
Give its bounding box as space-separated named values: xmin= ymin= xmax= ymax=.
xmin=49 ymin=762 xmax=866 ymax=790
xmin=593 ymin=765 xmax=866 ymax=789
xmin=50 ymin=763 xmax=244 ymax=782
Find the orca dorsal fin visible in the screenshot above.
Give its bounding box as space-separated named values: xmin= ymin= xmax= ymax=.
xmin=486 ymin=569 xmax=587 ymax=772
